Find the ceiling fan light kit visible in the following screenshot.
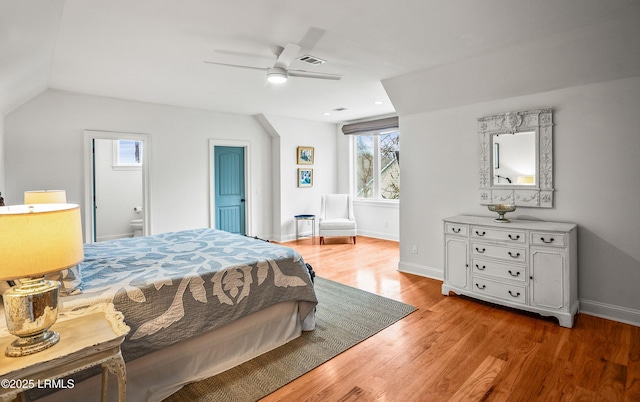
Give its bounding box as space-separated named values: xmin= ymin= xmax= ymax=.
xmin=267 ymin=67 xmax=288 ymax=84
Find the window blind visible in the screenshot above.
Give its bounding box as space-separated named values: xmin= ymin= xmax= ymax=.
xmin=341 ymin=116 xmax=398 ymax=135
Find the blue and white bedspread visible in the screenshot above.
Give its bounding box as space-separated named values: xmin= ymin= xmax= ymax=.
xmin=63 ymin=228 xmax=318 ymax=362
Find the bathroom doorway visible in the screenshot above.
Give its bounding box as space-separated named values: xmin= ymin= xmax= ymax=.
xmin=84 ymin=130 xmax=151 ymax=242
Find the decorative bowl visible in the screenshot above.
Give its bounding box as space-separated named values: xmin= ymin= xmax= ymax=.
xmin=487 ymin=204 xmax=516 ymax=223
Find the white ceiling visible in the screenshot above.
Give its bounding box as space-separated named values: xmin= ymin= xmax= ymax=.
xmin=1 ymin=0 xmax=638 ymax=122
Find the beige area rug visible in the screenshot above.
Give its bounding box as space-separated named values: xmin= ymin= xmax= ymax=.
xmin=163 ymin=277 xmax=417 ymax=402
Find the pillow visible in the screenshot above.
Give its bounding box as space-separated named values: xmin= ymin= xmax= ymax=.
xmin=62 ymin=265 xmax=83 ymax=296
xmin=45 ymin=265 xmax=83 ymax=296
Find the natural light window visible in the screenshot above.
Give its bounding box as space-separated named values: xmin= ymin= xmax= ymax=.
xmin=354 ymin=130 xmax=400 ymax=200
xmin=113 ymin=140 xmax=142 ymax=168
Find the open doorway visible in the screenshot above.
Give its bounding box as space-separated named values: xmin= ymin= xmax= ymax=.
xmin=84 ymin=130 xmax=151 ymax=242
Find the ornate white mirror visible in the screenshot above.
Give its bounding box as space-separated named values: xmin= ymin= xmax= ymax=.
xmin=478 ymin=108 xmax=554 ymax=208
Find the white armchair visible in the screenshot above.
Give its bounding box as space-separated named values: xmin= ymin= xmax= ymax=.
xmin=318 ymin=194 xmax=357 ymax=245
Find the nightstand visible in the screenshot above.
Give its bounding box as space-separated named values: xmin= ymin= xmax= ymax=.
xmin=0 ymin=303 xmax=130 ymax=402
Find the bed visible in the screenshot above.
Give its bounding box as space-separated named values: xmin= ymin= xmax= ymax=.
xmin=21 ymin=228 xmax=317 ymax=401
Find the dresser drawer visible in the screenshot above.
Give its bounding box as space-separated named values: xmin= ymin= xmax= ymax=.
xmin=471 ymin=226 xmax=526 ymax=243
xmin=471 ymin=258 xmax=526 ymax=283
xmin=472 ymin=277 xmax=527 ymax=304
xmin=445 ymin=223 xmax=468 ymax=237
xmin=531 ymin=232 xmax=566 ymax=247
xmin=471 ymin=242 xmax=527 ymax=263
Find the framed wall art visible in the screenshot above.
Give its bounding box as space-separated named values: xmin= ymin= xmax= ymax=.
xmin=298 ymin=168 xmax=313 ymax=187
xmin=297 ymin=146 xmax=314 ymax=165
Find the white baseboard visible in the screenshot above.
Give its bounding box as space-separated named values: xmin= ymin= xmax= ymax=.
xmin=274 ymin=240 xmax=639 ymax=328
xmin=398 ymin=261 xmax=443 ymax=281
xmin=356 ymin=229 xmax=399 ymax=242
xmin=96 ymin=233 xmax=132 ymax=242
xmin=277 ymin=232 xmax=397 ymax=244
xmin=271 ymin=233 xmax=313 ymax=243
xmin=579 ymin=298 xmax=640 ymax=327
xmin=395 ymin=265 xmax=640 ymax=327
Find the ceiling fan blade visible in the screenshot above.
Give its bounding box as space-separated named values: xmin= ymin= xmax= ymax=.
xmin=214 ymin=49 xmax=274 ymax=61
xmin=274 ymin=42 xmax=301 ymax=69
xmin=203 ymin=61 xmax=268 ymax=71
xmin=288 ymin=69 xmax=342 ymax=80
xmin=298 ymin=27 xmax=326 ymax=54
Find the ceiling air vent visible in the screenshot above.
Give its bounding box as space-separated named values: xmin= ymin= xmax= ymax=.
xmin=297 ymin=54 xmax=326 ymax=65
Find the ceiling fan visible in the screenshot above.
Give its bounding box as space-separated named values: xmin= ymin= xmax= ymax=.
xmin=204 ymin=42 xmax=342 ymax=83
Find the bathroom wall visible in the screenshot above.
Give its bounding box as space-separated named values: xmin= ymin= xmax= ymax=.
xmin=94 ymin=138 xmax=143 ymax=241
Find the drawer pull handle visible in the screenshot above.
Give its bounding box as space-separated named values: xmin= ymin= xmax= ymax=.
xmin=508 ymin=234 xmax=520 ymax=240
xmin=540 ymin=237 xmax=555 ymax=243
xmin=508 ymin=290 xmax=521 ymax=297
xmin=508 ymin=252 xmax=521 ymax=258
xmin=475 ymin=230 xmax=486 ymax=236
xmin=475 ymin=283 xmax=486 ymax=290
xmin=452 ymin=228 xmax=461 ymax=233
xmin=508 ymin=270 xmax=520 ymax=277
xmin=475 ymin=247 xmax=486 ymax=253
xmin=475 ymin=264 xmax=486 ymax=270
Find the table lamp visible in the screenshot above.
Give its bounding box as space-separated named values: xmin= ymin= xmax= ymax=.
xmin=24 ymin=190 xmax=67 ymax=204
xmin=0 ymin=204 xmax=83 ymax=357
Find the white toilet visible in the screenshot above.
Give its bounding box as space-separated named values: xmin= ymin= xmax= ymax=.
xmin=131 ymin=219 xmax=144 ymax=237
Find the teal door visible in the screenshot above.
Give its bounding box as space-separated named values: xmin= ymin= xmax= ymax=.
xmin=214 ymin=146 xmax=246 ymax=235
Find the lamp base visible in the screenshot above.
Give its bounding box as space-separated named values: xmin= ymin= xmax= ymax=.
xmin=5 ymin=330 xmax=60 ymax=357
xmin=2 ymin=277 xmax=61 ymax=357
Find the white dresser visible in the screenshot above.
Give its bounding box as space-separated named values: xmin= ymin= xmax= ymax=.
xmin=442 ymin=215 xmax=578 ymax=327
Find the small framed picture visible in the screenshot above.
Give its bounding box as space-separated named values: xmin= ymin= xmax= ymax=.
xmin=297 ymin=146 xmax=314 ymax=165
xmin=298 ymin=168 xmax=313 ymax=187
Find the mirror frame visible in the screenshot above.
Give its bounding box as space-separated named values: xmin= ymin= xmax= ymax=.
xmin=478 ymin=107 xmax=554 ymax=208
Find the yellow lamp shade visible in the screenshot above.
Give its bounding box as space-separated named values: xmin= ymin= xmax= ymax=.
xmin=0 ymin=204 xmax=83 ymax=280
xmin=24 ymin=190 xmax=67 ymax=204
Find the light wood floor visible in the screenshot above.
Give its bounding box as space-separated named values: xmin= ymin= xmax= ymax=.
xmin=263 ymin=236 xmax=640 ymax=402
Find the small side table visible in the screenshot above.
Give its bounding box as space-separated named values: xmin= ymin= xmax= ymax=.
xmin=294 ymin=214 xmax=316 ymax=244
xmin=0 ymin=303 xmax=130 ymax=402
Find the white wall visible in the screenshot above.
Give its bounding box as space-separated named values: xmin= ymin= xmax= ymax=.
xmin=0 ymin=113 xmax=4 ymax=197
xmin=396 ymin=76 xmax=640 ymax=325
xmin=259 ymin=115 xmax=400 ymax=243
xmin=259 ymin=115 xmax=338 ymax=242
xmin=5 ymin=89 xmax=274 ymax=238
xmin=352 ymin=200 xmax=399 ymax=241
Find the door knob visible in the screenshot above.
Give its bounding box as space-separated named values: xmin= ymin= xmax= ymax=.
xmin=240 ymin=199 xmax=245 ymax=202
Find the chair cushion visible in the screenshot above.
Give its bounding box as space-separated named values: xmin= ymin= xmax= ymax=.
xmin=319 ymin=219 xmax=356 ymax=230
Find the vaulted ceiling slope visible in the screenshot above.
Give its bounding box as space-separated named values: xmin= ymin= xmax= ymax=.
xmin=1 ymin=0 xmax=639 ymax=122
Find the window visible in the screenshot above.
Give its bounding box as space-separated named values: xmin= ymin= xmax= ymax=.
xmin=354 ymin=130 xmax=400 ymax=200
xmin=113 ymin=140 xmax=142 ymax=168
